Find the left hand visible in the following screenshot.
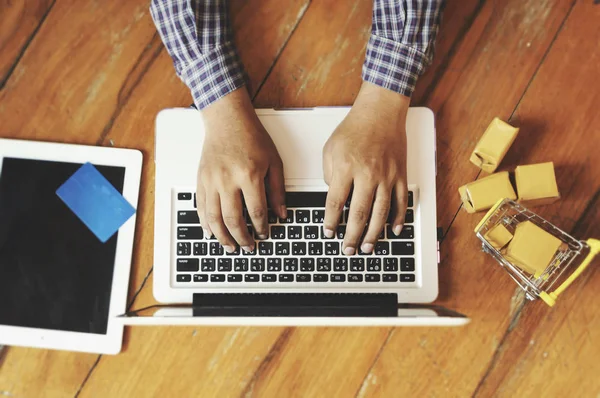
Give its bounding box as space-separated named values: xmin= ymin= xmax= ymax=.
xmin=322 ymin=82 xmax=410 ymax=255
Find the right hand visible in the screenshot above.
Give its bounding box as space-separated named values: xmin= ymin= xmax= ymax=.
xmin=197 ymin=88 xmax=286 ymax=253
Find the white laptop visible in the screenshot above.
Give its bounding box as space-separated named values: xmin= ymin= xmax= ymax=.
xmin=122 ymin=107 xmax=469 ymax=326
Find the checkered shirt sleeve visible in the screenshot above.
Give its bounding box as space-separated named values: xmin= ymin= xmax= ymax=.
xmin=150 ymin=0 xmax=246 ymax=110
xmin=363 ymin=0 xmax=445 ymax=97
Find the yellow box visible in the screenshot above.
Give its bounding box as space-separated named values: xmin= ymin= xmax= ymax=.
xmin=470 ymin=118 xmax=519 ymax=173
xmin=484 ymin=224 xmax=513 ymax=250
xmin=504 ymin=220 xmax=562 ymax=277
xmin=515 ymin=162 xmax=560 ymax=207
xmin=458 ymin=172 xmax=517 ymax=213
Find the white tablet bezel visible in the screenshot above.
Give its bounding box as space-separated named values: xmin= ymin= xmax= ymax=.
xmin=0 ymin=138 xmax=142 ymax=354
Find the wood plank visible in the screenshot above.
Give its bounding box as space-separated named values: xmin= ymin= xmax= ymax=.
xmin=0 ymin=0 xmax=156 ymax=143
xmin=470 ymin=2 xmax=600 ymax=395
xmin=76 ymin=1 xmax=312 ymax=396
xmin=0 ymin=0 xmax=54 ymax=86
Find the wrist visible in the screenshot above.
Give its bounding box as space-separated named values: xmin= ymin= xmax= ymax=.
xmin=355 ymin=82 xmax=410 ymax=112
xmin=201 ymin=87 xmax=259 ymax=135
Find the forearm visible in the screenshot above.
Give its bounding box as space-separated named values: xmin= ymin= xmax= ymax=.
xmin=362 ymin=0 xmax=446 ymax=98
xmin=150 ymin=0 xmax=247 ymax=109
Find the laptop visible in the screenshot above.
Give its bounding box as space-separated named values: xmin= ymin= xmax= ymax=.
xmin=122 ymin=107 xmax=469 ymax=326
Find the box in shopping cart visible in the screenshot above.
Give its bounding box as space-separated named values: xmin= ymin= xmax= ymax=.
xmin=474 ymin=198 xmax=599 ymax=306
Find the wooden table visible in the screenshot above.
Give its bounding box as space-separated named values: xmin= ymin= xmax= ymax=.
xmin=1 ymin=1 xmax=599 ymax=396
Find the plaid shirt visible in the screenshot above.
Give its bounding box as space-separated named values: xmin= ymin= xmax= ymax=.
xmin=150 ymin=0 xmax=445 ymax=110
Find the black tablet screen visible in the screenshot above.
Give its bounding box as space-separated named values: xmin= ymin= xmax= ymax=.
xmin=0 ymin=158 xmax=125 ymax=334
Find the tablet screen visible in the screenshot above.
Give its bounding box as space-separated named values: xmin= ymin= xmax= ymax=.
xmin=0 ymin=158 xmax=125 ymax=335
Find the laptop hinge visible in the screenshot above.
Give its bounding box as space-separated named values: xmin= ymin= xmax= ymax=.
xmin=192 ymin=293 xmax=398 ymax=317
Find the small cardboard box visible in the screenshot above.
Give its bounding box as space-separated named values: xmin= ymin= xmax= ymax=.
xmin=504 ymin=220 xmax=562 ymax=277
xmin=484 ymin=224 xmax=513 ymax=250
xmin=459 ymin=172 xmax=517 ymax=213
xmin=515 ymin=162 xmax=560 ymax=206
xmin=470 ymin=118 xmax=519 ymax=173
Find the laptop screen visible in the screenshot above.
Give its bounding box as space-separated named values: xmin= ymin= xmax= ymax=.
xmin=0 ymin=158 xmax=125 ymax=335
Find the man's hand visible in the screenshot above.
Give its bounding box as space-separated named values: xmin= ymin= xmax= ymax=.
xmin=197 ymin=88 xmax=286 ymax=253
xmin=323 ymin=82 xmax=410 ymax=255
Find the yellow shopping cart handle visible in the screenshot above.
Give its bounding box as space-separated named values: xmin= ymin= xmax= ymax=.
xmin=540 ymin=238 xmax=600 ymax=307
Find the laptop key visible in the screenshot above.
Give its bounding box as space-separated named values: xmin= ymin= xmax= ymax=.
xmin=245 ymin=274 xmax=260 ymax=282
xmin=176 ymin=274 xmax=191 ymax=282
xmin=331 ymin=274 xmax=346 ymax=282
xmin=177 ymin=211 xmax=200 ymax=224
xmin=210 ymin=242 xmax=224 ymax=256
xmin=367 ymin=258 xmax=381 ymax=272
xmin=383 ymin=274 xmax=398 ymax=282
xmin=350 ymin=258 xmax=365 ymax=271
xmin=384 ymin=258 xmax=398 ymax=271
xmin=275 ymin=242 xmax=290 ymax=255
xmin=374 ymin=241 xmax=389 ymax=256
xmin=262 ymin=274 xmax=277 ymax=282
xmin=386 ymin=225 xmax=414 ymax=239
xmin=400 ymin=273 xmax=416 ymax=282
xmin=325 ymin=241 xmax=339 ymax=255
xmin=317 ymin=258 xmax=331 ymax=272
xmin=312 ymin=210 xmax=325 ymax=223
xmin=267 ymin=210 xmax=278 ymax=224
xmin=178 ymin=226 xmax=203 ymax=240
xmin=284 ymin=258 xmax=298 ymax=272
xmin=392 ymin=242 xmax=414 ymax=255
xmin=234 ymin=258 xmax=249 ymax=272
xmin=226 ymin=246 xmax=241 ymax=255
xmin=300 ymin=258 xmax=315 ymax=271
xmin=288 ymin=226 xmax=302 ymax=239
xmin=178 ymin=192 xmax=192 ymax=200
xmin=279 ymin=274 xmax=294 ymax=282
xmin=218 ymin=258 xmax=232 ymax=272
xmin=365 ymin=274 xmax=381 ymax=282
xmin=348 ymin=274 xmax=363 ymax=282
xmin=320 ymin=226 xmax=333 ymax=239
xmin=304 ymin=226 xmax=319 ymax=239
xmin=193 ymin=274 xmax=208 ymax=282
xmin=228 ymin=274 xmax=242 ymax=282
xmin=251 ymin=258 xmax=265 ymax=272
xmin=336 ymin=226 xmax=346 ymax=240
xmin=243 ymin=246 xmax=256 ymax=256
xmin=334 ymin=257 xmax=348 ymax=271
xmin=292 ymin=242 xmax=307 ymax=256
xmin=308 ymin=242 xmax=323 ymax=256
xmin=177 ymin=242 xmax=191 ymax=256
xmin=314 ymin=274 xmax=328 ymax=282
xmin=259 ymin=241 xmax=273 ymax=255
xmin=401 ymin=258 xmax=415 ymax=271
xmin=201 ymin=258 xmax=216 ymax=272
xmin=280 ymin=210 xmax=294 ymax=223
xmin=210 ymin=274 xmax=225 ymax=282
xmin=405 ymin=209 xmax=414 ymax=224
xmin=267 ymin=258 xmax=282 ymax=272
xmin=193 ymin=242 xmax=207 ymax=256
xmin=296 ymin=274 xmax=311 ymax=282
xmin=296 ymin=210 xmax=310 ymax=223
xmin=271 ymin=226 xmax=285 ymax=239
xmin=408 ymin=191 xmax=414 ymax=207
xmin=177 ymin=258 xmax=199 ymax=272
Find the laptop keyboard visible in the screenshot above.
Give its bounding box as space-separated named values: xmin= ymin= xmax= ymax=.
xmin=174 ymin=190 xmax=418 ymax=286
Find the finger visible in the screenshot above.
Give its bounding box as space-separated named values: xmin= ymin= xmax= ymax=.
xmin=343 ymin=180 xmax=376 ymax=255
xmin=391 ymin=180 xmax=408 ymax=236
xmin=205 ymin=191 xmax=237 ymax=252
xmin=324 ymin=173 xmax=352 ymax=238
xmin=195 ymin=183 xmax=211 ymax=237
xmin=242 ymin=178 xmax=269 ymax=240
xmin=361 ymin=184 xmax=392 ymax=253
xmin=266 ymin=160 xmax=287 ymax=218
xmin=220 ymin=189 xmax=255 ymax=252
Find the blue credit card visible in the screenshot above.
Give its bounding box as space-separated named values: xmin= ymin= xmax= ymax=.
xmin=56 ymin=162 xmax=136 ymax=243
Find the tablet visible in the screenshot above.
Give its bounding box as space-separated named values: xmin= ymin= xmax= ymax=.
xmin=0 ymin=138 xmax=142 ymax=354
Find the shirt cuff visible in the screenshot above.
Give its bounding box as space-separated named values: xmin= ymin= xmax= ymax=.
xmin=180 ymin=41 xmax=247 ymax=110
xmin=362 ymin=34 xmax=428 ymax=98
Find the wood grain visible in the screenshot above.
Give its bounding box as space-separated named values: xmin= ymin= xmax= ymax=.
xmin=0 ymin=0 xmax=54 ymax=86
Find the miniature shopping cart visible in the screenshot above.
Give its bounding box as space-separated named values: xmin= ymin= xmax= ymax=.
xmin=474 ymin=198 xmax=599 ymax=306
